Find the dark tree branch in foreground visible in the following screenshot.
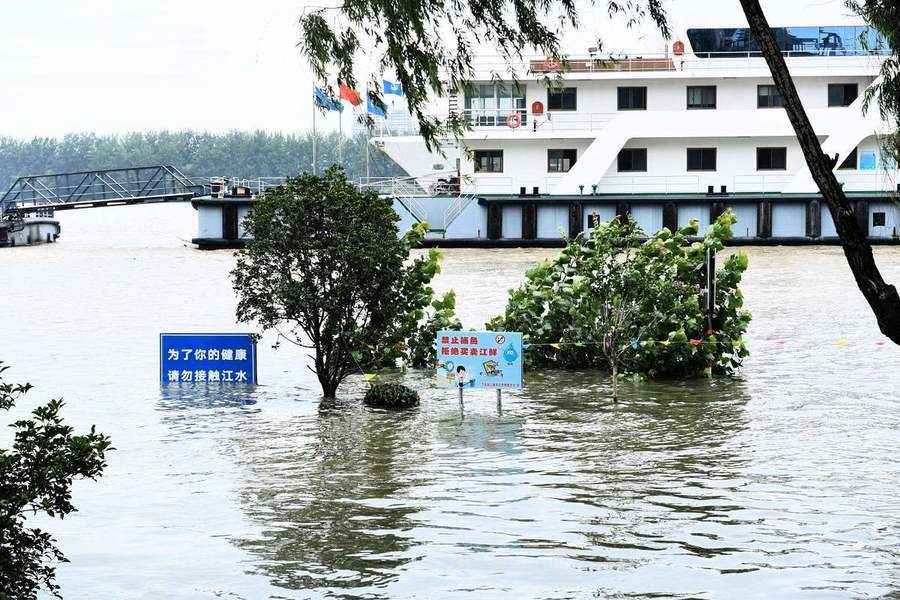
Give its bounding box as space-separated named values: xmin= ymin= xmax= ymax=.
xmin=300 ymin=0 xmax=668 ymax=151
xmin=739 ymin=0 xmax=900 ymax=344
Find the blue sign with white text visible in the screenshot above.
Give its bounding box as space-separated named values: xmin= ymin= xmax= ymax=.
xmin=436 ymin=330 xmax=523 ymax=389
xmin=160 ymin=333 xmax=257 ymax=384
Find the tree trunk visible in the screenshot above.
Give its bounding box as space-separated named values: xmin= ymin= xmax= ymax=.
xmin=611 ymin=361 xmax=619 ymax=403
xmin=738 ymin=0 xmax=900 ymax=344
xmin=320 ymin=378 xmax=339 ymax=399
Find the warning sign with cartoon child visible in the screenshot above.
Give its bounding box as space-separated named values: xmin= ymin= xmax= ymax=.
xmin=435 ymin=330 xmax=523 ymax=389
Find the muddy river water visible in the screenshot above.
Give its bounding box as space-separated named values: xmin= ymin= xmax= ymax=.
xmin=3 ymin=204 xmax=899 ymax=599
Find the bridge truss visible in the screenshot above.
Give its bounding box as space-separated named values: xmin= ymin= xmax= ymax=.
xmin=1 ymin=165 xmax=207 ymax=230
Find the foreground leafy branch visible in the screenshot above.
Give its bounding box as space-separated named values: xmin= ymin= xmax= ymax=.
xmin=0 ymin=362 xmax=112 ymax=600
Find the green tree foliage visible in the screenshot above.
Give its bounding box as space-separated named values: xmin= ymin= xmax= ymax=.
xmin=300 ymin=1 xmax=668 ymax=150
xmin=231 ymin=166 xmax=446 ymax=398
xmin=404 ymin=290 xmax=463 ymax=369
xmin=0 ymin=130 xmax=404 ymax=189
xmin=847 ymin=0 xmax=900 ymax=165
xmin=0 ymin=362 xmax=112 ymax=600
xmin=487 ymin=213 xmax=751 ymax=379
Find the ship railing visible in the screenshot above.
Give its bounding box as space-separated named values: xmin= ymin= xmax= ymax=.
xmin=468 ymin=49 xmax=891 ymax=75
xmin=456 ymin=109 xmax=616 ymax=132
xmin=442 ymin=193 xmax=479 ymax=230
xmin=732 ymin=174 xmax=795 ymax=194
xmin=357 ymin=170 xmax=461 ymax=197
xmin=836 ymin=169 xmax=900 ymax=193
xmin=591 ymin=176 xmax=702 ymax=195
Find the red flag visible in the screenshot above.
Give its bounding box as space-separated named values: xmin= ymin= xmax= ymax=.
xmin=338 ymin=83 xmax=362 ymax=106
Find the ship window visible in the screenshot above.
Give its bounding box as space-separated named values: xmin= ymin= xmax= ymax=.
xmin=464 ymin=83 xmax=526 ymax=125
xmin=757 ymin=147 xmax=787 ymax=170
xmin=687 ymin=148 xmax=717 ymax=171
xmin=547 ymin=87 xmax=577 ymax=110
xmin=474 ymin=150 xmax=503 ymax=173
xmin=548 ymin=149 xmax=577 ymax=173
xmin=838 ymin=148 xmax=858 ymax=170
xmin=687 ymin=86 xmax=717 ymax=109
xmin=617 ymin=86 xmax=647 ymax=110
xmin=873 ymin=212 xmax=886 ymax=227
xmin=617 ymin=148 xmax=647 ymax=172
xmin=828 ymin=83 xmax=858 ymax=107
xmin=687 ymin=26 xmax=888 ymax=58
xmin=757 ymin=85 xmax=784 ymax=108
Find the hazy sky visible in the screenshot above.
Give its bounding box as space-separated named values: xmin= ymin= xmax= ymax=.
xmin=0 ymin=0 xmax=862 ymax=138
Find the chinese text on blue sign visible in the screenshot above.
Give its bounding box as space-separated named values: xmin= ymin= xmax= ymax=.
xmin=160 ymin=333 xmax=257 ymax=384
xmin=436 ymin=330 xmax=523 ymax=389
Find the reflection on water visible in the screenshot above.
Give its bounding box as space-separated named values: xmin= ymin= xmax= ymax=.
xmin=225 ymin=374 xmax=757 ymax=599
xmin=1 ymin=205 xmax=898 ymax=599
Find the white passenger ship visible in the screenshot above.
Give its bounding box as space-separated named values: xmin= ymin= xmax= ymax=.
xmin=370 ymin=23 xmax=899 ymax=245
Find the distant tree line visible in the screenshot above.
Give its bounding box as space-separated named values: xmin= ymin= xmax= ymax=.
xmin=0 ymin=130 xmax=406 ymax=188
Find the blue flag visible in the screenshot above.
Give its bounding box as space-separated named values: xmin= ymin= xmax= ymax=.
xmin=314 ymin=86 xmax=343 ymax=111
xmin=367 ymin=98 xmax=387 ymax=117
xmin=383 ymin=79 xmax=404 ymax=96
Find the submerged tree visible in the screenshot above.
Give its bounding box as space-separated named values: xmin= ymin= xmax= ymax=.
xmin=232 ymin=166 xmax=447 ymax=398
xmin=301 ymin=0 xmax=900 ymax=344
xmin=0 ymin=362 xmax=112 ymax=600
xmin=487 ymin=213 xmax=751 ymax=381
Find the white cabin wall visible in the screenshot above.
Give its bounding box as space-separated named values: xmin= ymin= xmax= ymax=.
xmin=597 ymin=136 xmax=807 ymax=192
xmin=463 ymin=138 xmax=593 ymax=194
xmin=522 ymin=75 xmax=875 ymax=113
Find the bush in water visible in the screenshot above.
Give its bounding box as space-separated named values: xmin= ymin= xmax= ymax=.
xmin=486 ymin=212 xmax=751 ymax=379
xmin=363 ymin=383 xmax=421 ymax=409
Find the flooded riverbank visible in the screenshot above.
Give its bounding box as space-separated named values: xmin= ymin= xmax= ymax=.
xmin=4 ymin=204 xmax=899 ymax=599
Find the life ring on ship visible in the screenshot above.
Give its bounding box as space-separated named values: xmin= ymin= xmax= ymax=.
xmin=506 ymin=112 xmax=522 ymax=129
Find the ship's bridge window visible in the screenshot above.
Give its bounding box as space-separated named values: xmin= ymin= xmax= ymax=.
xmin=687 ymin=26 xmax=887 ymax=57
xmin=547 ymin=87 xmax=577 ymax=111
xmin=548 ymin=149 xmax=577 ymax=173
xmin=757 ymin=147 xmax=787 ymax=170
xmin=617 ymin=86 xmax=647 ymax=110
xmin=474 ymin=150 xmax=504 ymax=173
xmin=617 ymin=148 xmax=648 ymax=172
xmin=687 ymin=86 xmax=717 ymax=109
xmin=757 ymin=85 xmax=784 ymax=108
xmin=464 ymin=83 xmax=526 ymax=126
xmin=828 ymin=83 xmax=859 ymax=107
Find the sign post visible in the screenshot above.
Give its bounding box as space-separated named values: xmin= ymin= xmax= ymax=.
xmin=436 ymin=331 xmax=523 ymax=408
xmin=160 ymin=333 xmax=257 ymax=384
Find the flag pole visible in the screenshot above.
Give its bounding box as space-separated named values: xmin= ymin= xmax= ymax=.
xmin=312 ymin=88 xmax=318 ymax=176
xmin=365 ymin=79 xmax=371 ymax=181
xmin=338 ymin=104 xmax=343 ymax=166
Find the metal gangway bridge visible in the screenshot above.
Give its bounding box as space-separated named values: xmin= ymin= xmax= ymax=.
xmin=0 ymin=165 xmax=477 ymax=236
xmin=0 ymin=165 xmax=207 ymax=231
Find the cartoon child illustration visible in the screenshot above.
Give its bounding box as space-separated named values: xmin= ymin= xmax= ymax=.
xmin=456 ymin=365 xmax=474 ymax=388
